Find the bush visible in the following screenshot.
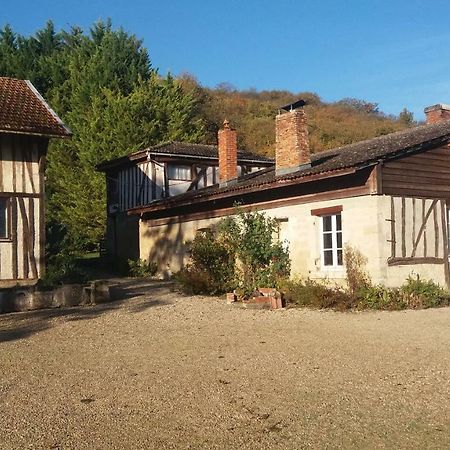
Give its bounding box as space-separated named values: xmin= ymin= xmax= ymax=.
xmin=283 ymin=244 xmax=450 ymax=311
xmin=281 ymin=277 xmax=356 ymax=311
xmin=399 ymin=276 xmax=450 ymax=309
xmin=219 ymin=211 xmax=290 ymax=296
xmin=176 ymin=210 xmax=291 ymax=297
xmin=38 ymin=252 xmax=88 ymax=289
xmin=344 ymin=244 xmax=371 ymax=296
xmin=128 ymin=258 xmax=158 ymax=278
xmin=176 ymin=229 xmax=235 ymax=295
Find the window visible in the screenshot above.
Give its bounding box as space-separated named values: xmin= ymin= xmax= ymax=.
xmin=0 ymin=198 xmax=9 ymax=239
xmin=321 ymin=213 xmax=343 ymax=267
xmin=167 ymin=165 xmax=191 ymax=181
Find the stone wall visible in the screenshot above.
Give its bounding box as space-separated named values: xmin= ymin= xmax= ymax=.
xmin=139 ymin=194 xmax=448 ymax=287
xmin=0 ymin=281 xmax=110 ymax=314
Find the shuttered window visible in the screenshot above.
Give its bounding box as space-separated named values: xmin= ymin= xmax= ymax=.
xmin=0 ymin=198 xmax=9 ymax=239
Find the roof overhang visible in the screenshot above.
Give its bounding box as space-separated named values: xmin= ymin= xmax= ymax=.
xmin=129 ymin=166 xmax=360 ymax=217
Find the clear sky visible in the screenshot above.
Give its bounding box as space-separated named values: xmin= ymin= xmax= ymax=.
xmin=4 ymin=0 xmax=450 ymax=120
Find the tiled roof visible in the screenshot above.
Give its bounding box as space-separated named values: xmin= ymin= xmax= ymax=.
xmin=0 ymin=77 xmax=71 ymax=138
xmin=130 ymin=119 xmax=450 ymax=214
xmin=97 ymin=141 xmax=273 ymax=171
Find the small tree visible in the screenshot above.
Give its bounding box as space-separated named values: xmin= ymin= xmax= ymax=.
xmin=219 ymin=211 xmax=290 ymax=295
xmin=176 ymin=210 xmax=291 ymax=296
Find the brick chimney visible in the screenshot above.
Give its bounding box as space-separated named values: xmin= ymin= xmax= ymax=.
xmin=218 ymin=119 xmax=238 ymax=186
xmin=275 ymin=105 xmax=310 ymax=175
xmin=424 ymin=104 xmax=450 ymax=124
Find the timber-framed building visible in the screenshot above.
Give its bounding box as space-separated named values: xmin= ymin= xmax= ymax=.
xmin=0 ymin=77 xmax=71 ymax=286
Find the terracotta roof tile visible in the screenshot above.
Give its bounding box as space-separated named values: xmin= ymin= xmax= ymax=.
xmin=0 ymin=77 xmax=71 ymax=138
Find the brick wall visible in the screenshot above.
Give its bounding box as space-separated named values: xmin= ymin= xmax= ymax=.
xmin=218 ymin=121 xmax=238 ymax=184
xmin=275 ymin=109 xmax=310 ymax=174
xmin=424 ymin=104 xmax=450 ymax=124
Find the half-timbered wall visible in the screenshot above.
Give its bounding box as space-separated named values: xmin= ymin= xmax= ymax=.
xmin=109 ymin=160 xmax=265 ymax=213
xmin=0 ymin=134 xmax=46 ymax=283
xmin=387 ymin=197 xmax=447 ymax=267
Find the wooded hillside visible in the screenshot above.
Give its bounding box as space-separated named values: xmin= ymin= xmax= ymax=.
xmin=179 ymin=75 xmax=416 ymax=156
xmin=0 ymin=20 xmax=416 ymax=252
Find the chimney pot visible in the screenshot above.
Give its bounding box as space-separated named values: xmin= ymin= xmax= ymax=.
xmin=424 ymin=104 xmax=450 ymax=124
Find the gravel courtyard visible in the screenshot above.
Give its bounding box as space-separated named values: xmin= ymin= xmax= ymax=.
xmin=1 ymin=280 xmax=450 ymax=449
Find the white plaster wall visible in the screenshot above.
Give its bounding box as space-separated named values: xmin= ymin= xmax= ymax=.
xmin=140 ymin=194 xmax=449 ymax=287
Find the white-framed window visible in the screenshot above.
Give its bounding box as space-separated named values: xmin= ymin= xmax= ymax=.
xmin=321 ymin=213 xmax=343 ymax=267
xmin=0 ymin=198 xmax=9 ymax=240
xmin=167 ymin=164 xmax=191 ymax=181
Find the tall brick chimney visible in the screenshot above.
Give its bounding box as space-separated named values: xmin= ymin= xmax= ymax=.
xmin=424 ymin=104 xmax=450 ymax=124
xmin=275 ymin=103 xmax=310 ymax=175
xmin=218 ymin=119 xmax=238 ymax=186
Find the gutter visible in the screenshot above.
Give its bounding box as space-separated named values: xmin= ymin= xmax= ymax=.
xmin=0 ymin=128 xmax=72 ymax=139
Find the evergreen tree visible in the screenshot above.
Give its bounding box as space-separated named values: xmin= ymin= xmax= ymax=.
xmin=0 ymin=21 xmax=205 ymax=252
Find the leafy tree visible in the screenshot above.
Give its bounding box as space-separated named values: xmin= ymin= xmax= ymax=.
xmin=0 ymin=21 xmax=205 ymax=252
xmin=398 ymin=108 xmax=416 ymax=127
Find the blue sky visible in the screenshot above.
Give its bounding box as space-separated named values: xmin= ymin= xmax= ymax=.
xmin=4 ymin=0 xmax=450 ymax=119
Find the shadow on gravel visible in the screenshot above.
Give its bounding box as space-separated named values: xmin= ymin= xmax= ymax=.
xmin=0 ymin=280 xmax=175 ymax=343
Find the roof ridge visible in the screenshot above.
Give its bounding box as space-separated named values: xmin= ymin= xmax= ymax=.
xmin=321 ymin=120 xmax=450 ymax=157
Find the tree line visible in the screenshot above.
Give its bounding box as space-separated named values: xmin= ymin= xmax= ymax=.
xmin=0 ymin=20 xmax=416 ymax=254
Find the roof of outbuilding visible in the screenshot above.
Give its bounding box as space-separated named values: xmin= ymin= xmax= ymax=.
xmin=129 ymin=119 xmax=450 ymax=214
xmin=0 ymin=77 xmax=71 ymax=138
xmin=97 ymin=141 xmax=273 ymax=171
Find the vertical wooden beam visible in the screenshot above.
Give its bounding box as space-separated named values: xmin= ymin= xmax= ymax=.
xmin=12 ymin=138 xmax=16 ymax=193
xmin=18 ymin=197 xmax=29 ymax=278
xmin=0 ymin=140 xmax=4 ymax=192
xmin=401 ymin=197 xmax=406 ymax=257
xmin=21 ymin=145 xmax=26 ymax=193
xmin=25 ymin=147 xmax=36 ymax=193
xmin=11 ymin=197 xmax=18 ymax=279
xmin=28 ymin=197 xmax=37 ymax=279
xmin=163 ymin=162 xmax=169 ymax=198
xmin=151 ymin=161 xmax=156 ymax=200
xmin=422 ymin=199 xmax=427 ymax=257
xmin=390 ymin=196 xmax=396 ymax=258
xmin=440 ymin=200 xmax=450 ymax=288
xmin=434 ymin=203 xmax=439 ymax=257
xmin=38 ymin=149 xmax=47 ymax=278
xmin=412 ymin=198 xmax=416 ymax=252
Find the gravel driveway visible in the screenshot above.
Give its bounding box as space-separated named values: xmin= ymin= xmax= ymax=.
xmin=1 ymin=279 xmax=450 ymax=449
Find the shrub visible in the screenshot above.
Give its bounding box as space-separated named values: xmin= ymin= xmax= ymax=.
xmin=358 ymin=284 xmax=405 ymax=310
xmin=128 ymin=258 xmax=158 ymax=278
xmin=283 ymin=243 xmax=450 ymax=311
xmin=38 ymin=252 xmax=88 ymax=289
xmin=344 ymin=244 xmax=371 ymax=296
xmin=399 ymin=275 xmax=450 ymax=309
xmin=176 ymin=229 xmax=235 ymax=295
xmin=281 ymin=277 xmax=356 ymax=311
xmin=219 ymin=211 xmax=290 ymax=296
xmin=176 ymin=210 xmax=291 ymax=297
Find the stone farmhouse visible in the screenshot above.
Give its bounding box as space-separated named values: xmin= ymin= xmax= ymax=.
xmin=127 ymin=102 xmax=450 ymax=286
xmin=0 ymin=77 xmax=71 ymax=286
